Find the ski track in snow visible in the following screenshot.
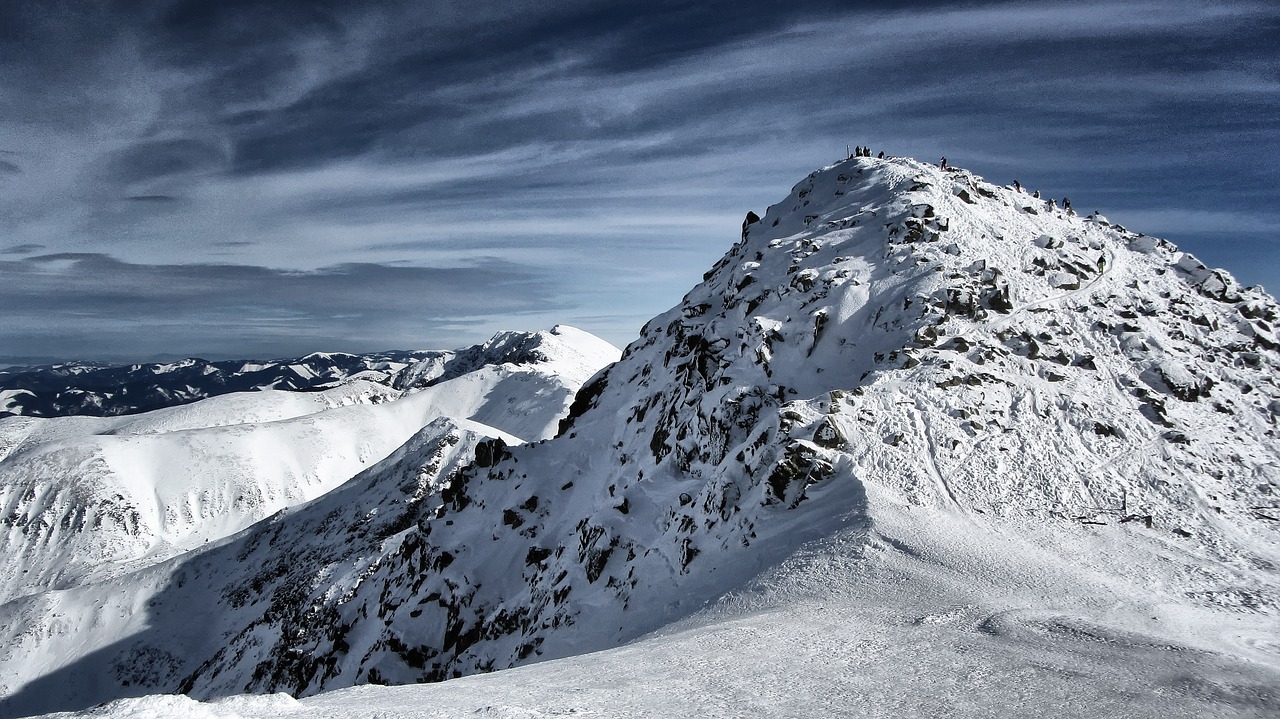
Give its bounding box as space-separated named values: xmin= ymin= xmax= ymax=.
xmin=910 ymin=401 xmax=968 ymax=518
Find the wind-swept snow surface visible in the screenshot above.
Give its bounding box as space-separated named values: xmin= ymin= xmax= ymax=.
xmin=26 ymin=491 xmax=1280 ymax=718
xmin=36 ymin=502 xmax=1280 ymax=718
xmin=6 ymin=158 xmax=1280 ymax=718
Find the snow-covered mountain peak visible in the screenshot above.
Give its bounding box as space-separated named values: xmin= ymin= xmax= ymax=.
xmin=380 ymin=153 xmax=1279 ymax=681
xmin=3 ymin=157 xmax=1277 ymax=717
xmin=391 ymin=325 xmax=618 ymax=392
xmin=126 ymin=154 xmax=1277 ymax=700
xmin=0 ymin=349 xmax=432 ymax=419
xmin=631 ymin=153 xmax=1280 ymax=415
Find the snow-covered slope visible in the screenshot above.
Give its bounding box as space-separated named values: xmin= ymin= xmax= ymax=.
xmin=0 ymin=327 xmax=618 ymax=603
xmin=5 ymin=157 xmax=1279 ymax=718
xmin=0 ymin=416 xmax=512 ymax=716
xmin=391 ymin=325 xmax=615 ymax=392
xmin=33 ymin=503 xmax=1280 ymax=718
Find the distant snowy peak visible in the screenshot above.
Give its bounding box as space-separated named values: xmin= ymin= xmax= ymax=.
xmin=392 ymin=325 xmax=619 ymax=392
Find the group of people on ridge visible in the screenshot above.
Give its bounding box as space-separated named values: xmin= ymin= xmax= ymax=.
xmin=1012 ymin=178 xmax=1074 ymax=214
xmin=848 ymin=150 xmax=1081 ymax=218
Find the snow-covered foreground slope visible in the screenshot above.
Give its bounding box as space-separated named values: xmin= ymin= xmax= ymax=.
xmin=5 ymin=157 xmax=1279 ymax=718
xmin=31 ymin=491 xmax=1280 ymax=718
xmin=0 ymin=326 xmax=618 ymax=602
xmin=2 ymin=416 xmax=517 ymax=717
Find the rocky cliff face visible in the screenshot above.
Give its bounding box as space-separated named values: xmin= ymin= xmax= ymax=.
xmin=3 ymin=155 xmax=1277 ymax=714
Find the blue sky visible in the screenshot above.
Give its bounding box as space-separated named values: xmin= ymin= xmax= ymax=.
xmin=1 ymin=0 xmax=1277 ymax=362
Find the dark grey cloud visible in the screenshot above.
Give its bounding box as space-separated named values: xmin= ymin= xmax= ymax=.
xmin=0 ymin=244 xmax=44 ymax=255
xmin=125 ymin=195 xmax=180 ymax=203
xmin=0 ymin=253 xmax=565 ymax=361
xmin=0 ymin=0 xmax=1277 ymax=360
xmin=100 ymin=138 xmax=228 ymax=184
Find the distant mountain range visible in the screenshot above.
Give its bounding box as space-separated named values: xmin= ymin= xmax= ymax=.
xmin=0 ymin=327 xmax=623 ymax=420
xmin=0 ymin=350 xmax=432 ymax=418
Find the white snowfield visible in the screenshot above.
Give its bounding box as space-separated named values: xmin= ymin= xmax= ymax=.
xmin=6 ymin=157 xmax=1280 ymax=718
xmin=31 ymin=497 xmax=1280 ymax=719
xmin=0 ymin=326 xmax=618 ymax=602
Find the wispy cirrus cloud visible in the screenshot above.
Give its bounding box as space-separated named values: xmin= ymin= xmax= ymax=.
xmin=0 ymin=0 xmax=1277 ymax=360
xmin=0 ymin=253 xmax=567 ymax=361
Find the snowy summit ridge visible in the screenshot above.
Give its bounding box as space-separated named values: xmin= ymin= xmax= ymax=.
xmin=3 ymin=155 xmax=1279 ymax=718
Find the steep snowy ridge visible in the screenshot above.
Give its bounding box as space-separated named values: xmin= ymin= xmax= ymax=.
xmin=0 ymin=417 xmax=509 ymax=715
xmin=0 ymin=328 xmax=618 ymax=606
xmin=4 ymin=157 xmax=1280 ymax=717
